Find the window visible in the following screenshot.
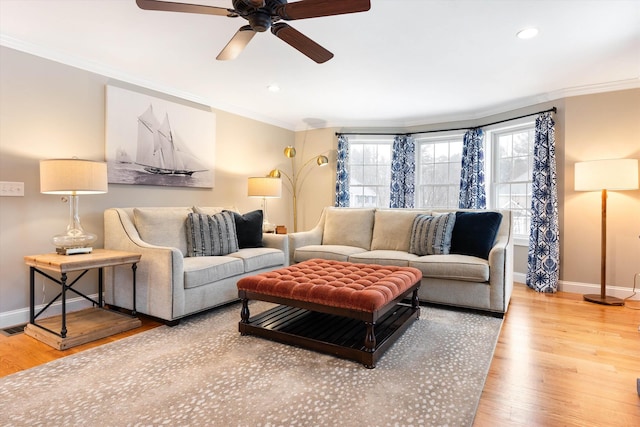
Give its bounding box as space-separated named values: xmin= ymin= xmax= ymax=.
xmin=414 ymin=133 xmax=464 ymax=209
xmin=487 ymin=122 xmax=535 ymax=241
xmin=345 ymin=122 xmax=536 ymax=244
xmin=348 ymin=136 xmax=393 ymax=208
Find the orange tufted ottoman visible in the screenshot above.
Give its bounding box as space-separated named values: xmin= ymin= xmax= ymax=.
xmin=237 ymin=259 xmax=422 ymax=368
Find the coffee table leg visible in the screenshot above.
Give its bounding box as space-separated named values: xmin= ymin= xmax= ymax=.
xmin=240 ymin=299 xmax=250 ymax=323
xmin=364 ymin=321 xmax=376 ymax=352
xmin=412 ymin=288 xmax=420 ymax=319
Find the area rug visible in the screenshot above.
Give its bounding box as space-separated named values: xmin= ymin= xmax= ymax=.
xmin=0 ymin=301 xmax=502 ymax=426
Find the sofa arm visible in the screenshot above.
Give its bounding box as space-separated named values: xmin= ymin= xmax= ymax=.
xmin=103 ymin=208 xmax=186 ymax=321
xmin=262 ymin=233 xmax=289 ymax=265
xmin=487 ymin=234 xmax=514 ymax=313
xmin=288 ymin=227 xmax=323 ymax=265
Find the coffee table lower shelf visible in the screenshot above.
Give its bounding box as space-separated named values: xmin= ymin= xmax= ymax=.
xmin=239 ymin=303 xmax=419 ymax=368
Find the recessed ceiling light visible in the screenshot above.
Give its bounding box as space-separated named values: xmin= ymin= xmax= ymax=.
xmin=267 ymin=84 xmax=280 ymax=93
xmin=517 ymin=27 xmax=539 ymax=39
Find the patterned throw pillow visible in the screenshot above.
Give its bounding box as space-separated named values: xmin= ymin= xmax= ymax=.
xmin=409 ymin=213 xmax=457 ymax=256
xmin=185 ymin=211 xmax=239 ymax=257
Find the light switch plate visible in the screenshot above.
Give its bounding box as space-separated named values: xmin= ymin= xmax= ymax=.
xmin=0 ymin=181 xmax=25 ymax=196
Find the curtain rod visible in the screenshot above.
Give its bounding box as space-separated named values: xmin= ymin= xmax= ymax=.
xmin=335 ymin=107 xmax=557 ymax=137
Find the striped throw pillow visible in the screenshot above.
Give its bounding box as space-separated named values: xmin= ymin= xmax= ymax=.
xmin=186 ymin=211 xmax=239 ymax=257
xmin=409 ymin=213 xmax=457 ymax=256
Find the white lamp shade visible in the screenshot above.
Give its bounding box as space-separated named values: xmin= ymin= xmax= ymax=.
xmin=247 ymin=177 xmax=282 ymax=198
xmin=575 ymin=159 xmax=639 ymax=191
xmin=40 ymin=159 xmax=108 ymax=194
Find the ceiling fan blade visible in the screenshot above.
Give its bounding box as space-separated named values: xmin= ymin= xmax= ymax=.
xmin=275 ymin=0 xmax=371 ymax=20
xmin=216 ymin=25 xmax=256 ymax=61
xmin=136 ymin=0 xmax=230 ymax=16
xmin=271 ymin=23 xmax=333 ymax=64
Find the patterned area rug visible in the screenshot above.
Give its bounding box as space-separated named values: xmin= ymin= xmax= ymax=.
xmin=0 ymin=301 xmax=502 ymax=426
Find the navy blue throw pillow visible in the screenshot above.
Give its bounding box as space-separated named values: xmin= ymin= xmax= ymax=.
xmin=224 ymin=210 xmax=263 ymax=248
xmin=450 ymin=211 xmax=503 ymax=259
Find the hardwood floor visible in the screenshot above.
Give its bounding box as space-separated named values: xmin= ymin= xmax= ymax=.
xmin=475 ymin=284 xmax=640 ymax=426
xmin=1 ymin=284 xmax=639 ymax=426
xmin=0 ymin=311 xmax=162 ymax=376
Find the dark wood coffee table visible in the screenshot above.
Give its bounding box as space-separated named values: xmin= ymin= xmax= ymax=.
xmin=237 ymin=259 xmax=422 ymax=368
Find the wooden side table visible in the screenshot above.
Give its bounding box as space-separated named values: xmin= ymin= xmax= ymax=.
xmin=24 ymin=249 xmax=142 ymax=350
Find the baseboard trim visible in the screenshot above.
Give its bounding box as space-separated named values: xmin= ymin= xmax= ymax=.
xmin=513 ymin=273 xmax=639 ymax=301
xmin=0 ymin=294 xmax=99 ymax=329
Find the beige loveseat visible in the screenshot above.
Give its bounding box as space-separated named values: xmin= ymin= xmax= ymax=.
xmin=289 ymin=207 xmax=513 ymax=315
xmin=104 ymin=207 xmax=288 ymax=324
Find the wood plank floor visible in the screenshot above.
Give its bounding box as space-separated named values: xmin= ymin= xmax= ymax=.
xmin=1 ymin=284 xmax=639 ymax=426
xmin=474 ymin=284 xmax=640 ymax=426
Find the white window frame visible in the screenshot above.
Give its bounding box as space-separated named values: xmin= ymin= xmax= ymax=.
xmin=485 ymin=118 xmax=536 ymax=246
xmin=347 ymin=135 xmax=394 ymax=208
xmin=413 ymin=131 xmax=465 ymax=209
xmin=344 ymin=119 xmax=536 ymax=247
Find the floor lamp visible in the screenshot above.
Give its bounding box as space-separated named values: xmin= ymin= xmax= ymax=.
xmin=574 ymin=158 xmax=639 ymax=305
xmin=268 ymin=146 xmax=329 ymax=232
xmin=247 ymin=176 xmax=282 ymax=233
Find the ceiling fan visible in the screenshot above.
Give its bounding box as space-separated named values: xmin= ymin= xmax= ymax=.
xmin=136 ymin=0 xmax=371 ymax=63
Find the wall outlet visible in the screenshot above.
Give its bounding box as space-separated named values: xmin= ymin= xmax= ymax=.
xmin=0 ymin=181 xmax=25 ymax=197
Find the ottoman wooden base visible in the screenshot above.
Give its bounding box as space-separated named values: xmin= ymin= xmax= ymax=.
xmin=239 ymin=300 xmax=418 ymax=368
xmin=237 ymin=259 xmax=423 ymax=368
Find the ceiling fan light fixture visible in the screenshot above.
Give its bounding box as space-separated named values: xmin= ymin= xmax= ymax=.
xmin=517 ymin=27 xmax=539 ymax=39
xmin=137 ymin=0 xmax=372 ymax=62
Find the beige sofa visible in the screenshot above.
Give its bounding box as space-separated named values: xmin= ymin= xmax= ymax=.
xmin=104 ymin=207 xmax=288 ymax=324
xmin=288 ymin=207 xmax=513 ymax=315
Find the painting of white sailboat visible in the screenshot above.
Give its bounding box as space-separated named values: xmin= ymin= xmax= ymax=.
xmin=106 ymin=85 xmax=215 ymax=188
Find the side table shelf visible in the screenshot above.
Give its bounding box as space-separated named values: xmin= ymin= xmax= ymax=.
xmin=23 ymin=249 xmax=142 ymax=350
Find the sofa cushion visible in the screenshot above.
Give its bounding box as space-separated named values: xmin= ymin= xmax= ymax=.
xmin=134 ymin=207 xmax=193 ymax=256
xmin=225 ymin=210 xmax=263 ymax=248
xmin=229 ymin=247 xmax=284 ymax=272
xmin=450 ymin=211 xmax=503 ymax=259
xmin=183 ymin=256 xmax=244 ymax=289
xmin=371 ymin=209 xmax=431 ymax=251
xmin=409 ymin=254 xmax=489 ymax=282
xmin=294 ymin=245 xmax=367 ymax=263
xmin=185 ymin=212 xmax=239 ymax=257
xmin=322 ymin=208 xmax=374 ymax=250
xmin=349 ymin=250 xmax=419 ymax=267
xmin=409 ymin=212 xmax=457 ymax=255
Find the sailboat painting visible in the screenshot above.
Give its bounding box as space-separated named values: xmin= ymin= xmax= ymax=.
xmin=106 ymin=85 xmax=215 ymax=188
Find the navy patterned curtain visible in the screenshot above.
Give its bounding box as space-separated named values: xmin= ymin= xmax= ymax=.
xmin=389 ymin=135 xmax=415 ymax=208
xmin=334 ymin=134 xmax=350 ymax=207
xmin=526 ymin=112 xmax=559 ymax=293
xmin=458 ymin=128 xmax=486 ymax=209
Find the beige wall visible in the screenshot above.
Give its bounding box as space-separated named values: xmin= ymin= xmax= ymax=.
xmin=1 ymin=46 xmax=639 ymax=326
xmin=0 ymin=47 xmax=294 ymax=320
xmin=563 ymin=89 xmax=640 ymax=289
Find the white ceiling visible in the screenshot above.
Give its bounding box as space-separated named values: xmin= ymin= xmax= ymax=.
xmin=1 ymin=0 xmax=639 ymax=131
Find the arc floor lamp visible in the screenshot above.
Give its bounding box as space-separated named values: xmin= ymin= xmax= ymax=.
xmin=268 ymin=146 xmax=328 ymax=232
xmin=574 ymin=158 xmax=639 ymax=305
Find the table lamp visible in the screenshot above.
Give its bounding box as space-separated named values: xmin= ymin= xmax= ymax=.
xmin=247 ymin=176 xmax=282 ymax=233
xmin=574 ymin=158 xmax=639 ymax=305
xmin=40 ymin=158 xmax=108 ymax=254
